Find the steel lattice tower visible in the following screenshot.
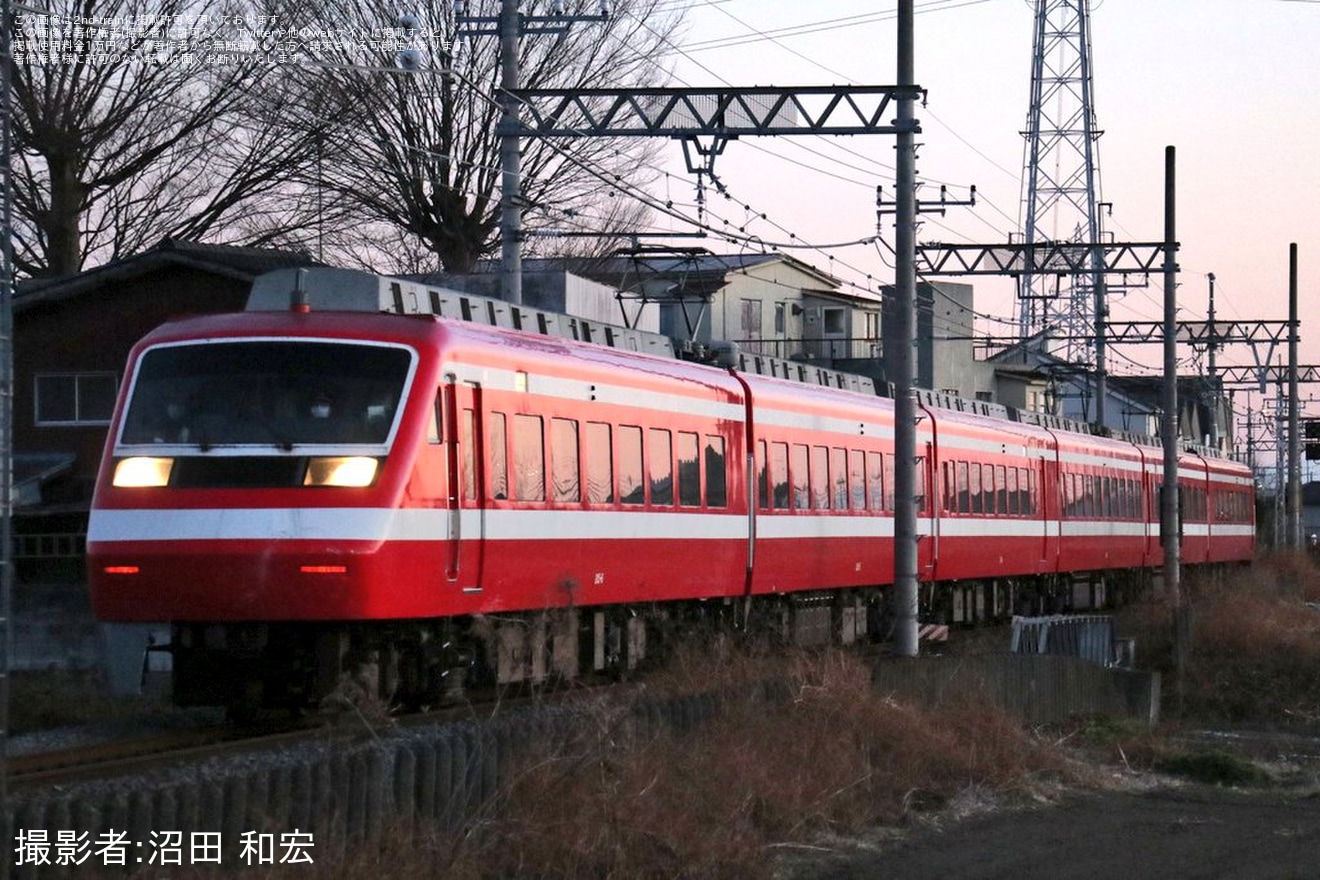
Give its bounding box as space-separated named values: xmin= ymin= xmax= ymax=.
xmin=1017 ymin=0 xmax=1105 ymax=364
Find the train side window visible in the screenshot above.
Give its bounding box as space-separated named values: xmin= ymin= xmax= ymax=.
xmin=771 ymin=442 xmax=790 ymax=509
xmin=649 ymin=428 xmax=674 ymax=506
xmin=811 ymin=445 xmax=830 ymax=509
xmin=883 ymin=453 xmax=896 ymax=511
xmin=756 ymin=440 xmax=769 ymax=509
xmin=791 ymin=444 xmax=810 ymax=510
xmin=866 ymin=451 xmax=885 ymax=511
xmin=831 ymin=447 xmax=848 ymax=509
xmin=550 ymin=418 xmax=580 ymax=503
xmin=489 ymin=413 xmax=507 ymax=499
xmin=1025 ymin=468 xmax=1037 ymax=516
xmin=1006 ymin=467 xmax=1020 ymax=515
xmin=677 ymin=431 xmax=700 ymax=507
xmin=585 ymin=422 xmax=613 ymax=504
xmin=513 ymin=414 xmax=545 ymax=502
xmin=461 ymin=409 xmax=477 ymax=501
xmin=428 ymin=391 xmax=442 ymax=444
xmin=942 ymin=462 xmax=954 ymax=512
xmin=619 ymin=425 xmax=644 ymax=504
xmin=705 ymin=435 xmax=727 ymax=508
xmin=848 ymin=450 xmax=865 ymax=510
xmin=969 ymin=463 xmax=983 ymax=514
xmin=954 ymin=461 xmax=968 ymax=513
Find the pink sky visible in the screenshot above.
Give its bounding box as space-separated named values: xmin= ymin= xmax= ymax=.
xmin=646 ymin=0 xmax=1320 ymax=466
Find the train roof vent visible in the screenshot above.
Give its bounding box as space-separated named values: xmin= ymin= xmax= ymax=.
xmin=247 ymin=268 xmax=676 ymax=360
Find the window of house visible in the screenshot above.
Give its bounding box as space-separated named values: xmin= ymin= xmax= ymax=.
xmin=740 ymin=299 xmax=763 ymax=341
xmin=35 ymin=372 xmax=118 ymax=425
xmin=823 ymin=308 xmax=846 ymax=334
xmin=774 ymin=302 xmax=786 ymax=335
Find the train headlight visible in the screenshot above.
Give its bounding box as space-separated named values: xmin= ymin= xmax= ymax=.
xmin=112 ymin=457 xmax=174 ymax=487
xmin=304 ymin=456 xmax=379 ymax=487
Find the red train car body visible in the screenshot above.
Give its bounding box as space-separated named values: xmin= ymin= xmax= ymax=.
xmin=87 ymin=301 xmax=1256 ymax=710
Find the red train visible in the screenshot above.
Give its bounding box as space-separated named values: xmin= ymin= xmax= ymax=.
xmin=87 ymin=277 xmax=1256 ymax=711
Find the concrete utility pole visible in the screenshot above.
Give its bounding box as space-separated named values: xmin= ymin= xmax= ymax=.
xmin=892 ymin=0 xmax=919 ymax=658
xmin=1206 ymin=273 xmax=1217 ymax=448
xmin=456 ymin=0 xmax=611 ymax=305
xmin=1288 ymin=243 xmax=1302 ymax=549
xmin=1161 ymin=146 xmax=1187 ymax=696
xmin=497 ymin=0 xmax=522 ymax=305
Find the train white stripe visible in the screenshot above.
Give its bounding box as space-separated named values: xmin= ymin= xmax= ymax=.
xmin=91 ymin=507 xmax=1252 ymax=545
xmin=753 ymin=407 xmax=892 ymax=439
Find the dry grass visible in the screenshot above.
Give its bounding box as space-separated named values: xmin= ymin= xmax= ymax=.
xmin=1123 ymin=553 xmax=1320 ymax=725
xmin=415 ymin=648 xmax=1065 ymax=879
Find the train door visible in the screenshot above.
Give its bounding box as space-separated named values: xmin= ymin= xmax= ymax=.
xmin=918 ymin=427 xmax=938 ymax=581
xmin=444 ymin=376 xmax=488 ymax=590
xmin=1039 ymin=446 xmax=1058 ymax=573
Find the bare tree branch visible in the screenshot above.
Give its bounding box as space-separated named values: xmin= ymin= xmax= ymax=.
xmin=264 ymin=0 xmax=683 ymax=274
xmin=11 ymin=0 xmax=331 ymax=277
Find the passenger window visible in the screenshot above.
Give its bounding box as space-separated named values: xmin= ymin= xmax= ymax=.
xmin=489 ymin=413 xmax=507 ymax=500
xmin=849 ymin=450 xmax=865 ymax=510
xmin=811 ymin=445 xmax=830 ymax=509
xmin=619 ymin=425 xmax=644 ymax=505
xmin=513 ymin=414 xmax=544 ymax=502
xmin=756 ymin=440 xmax=769 ymax=509
xmin=649 ymin=428 xmax=673 ymax=506
xmin=791 ymin=444 xmax=810 ymax=510
xmin=677 ymin=431 xmax=700 ymax=507
xmin=865 ymin=452 xmax=884 ymax=511
xmin=831 ymin=448 xmax=848 ymax=509
xmin=550 ymin=418 xmax=580 ymax=503
xmin=462 ymin=409 xmax=476 ymax=501
xmin=771 ymin=442 xmax=790 ymax=510
xmin=705 ymin=435 xmax=727 ymax=508
xmin=585 ymin=422 xmax=613 ymax=504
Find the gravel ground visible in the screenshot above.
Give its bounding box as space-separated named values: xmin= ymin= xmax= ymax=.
xmin=782 ymin=729 xmax=1320 ymax=880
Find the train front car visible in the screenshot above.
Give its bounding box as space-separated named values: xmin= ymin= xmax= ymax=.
xmin=88 ymin=310 xmax=446 ymax=712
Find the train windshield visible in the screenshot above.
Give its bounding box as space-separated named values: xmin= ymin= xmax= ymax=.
xmin=120 ymin=340 xmax=414 ymax=448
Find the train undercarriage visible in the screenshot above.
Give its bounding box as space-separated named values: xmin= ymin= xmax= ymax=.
xmin=166 ymin=567 xmax=1163 ymax=718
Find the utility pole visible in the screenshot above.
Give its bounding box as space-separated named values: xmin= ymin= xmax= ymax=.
xmin=1288 ymin=243 xmax=1301 ymax=549
xmin=456 ymin=0 xmax=612 ymax=305
xmin=1207 ymin=272 xmax=1218 ymax=449
xmin=892 ymin=0 xmax=919 ymax=657
xmin=498 ymin=0 xmax=522 ymax=305
xmin=1161 ymin=146 xmax=1186 ymax=700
